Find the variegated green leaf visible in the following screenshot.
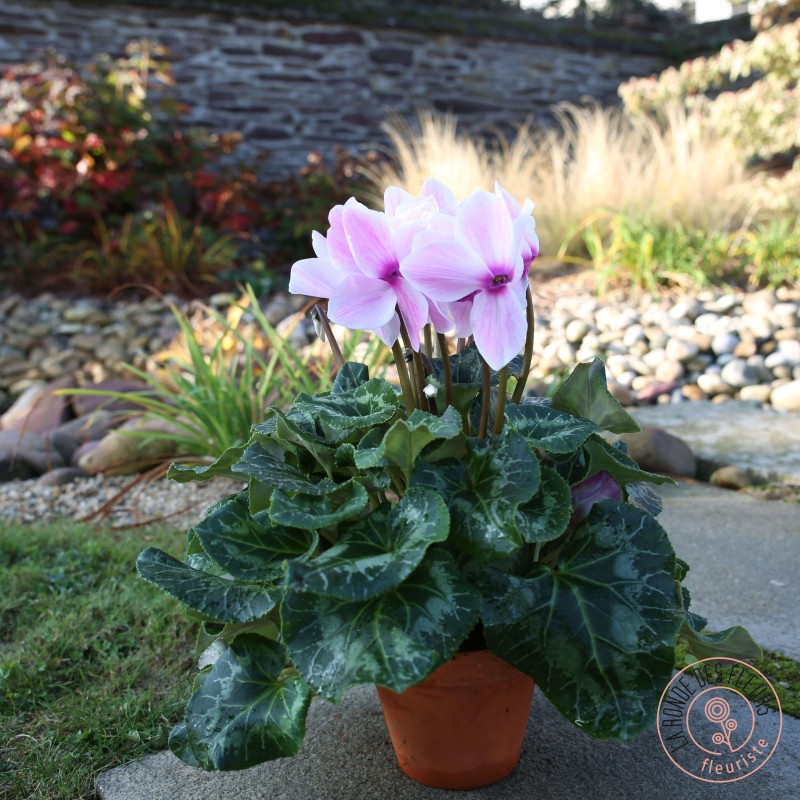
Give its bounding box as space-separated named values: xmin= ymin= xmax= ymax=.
xmin=269 ymin=480 xmax=369 ymax=529
xmin=332 ymin=362 xmax=369 ymax=394
xmin=168 ymin=442 xmax=247 ymax=483
xmin=193 ymin=493 xmax=317 ymax=581
xmin=354 ymin=406 xmax=462 ymax=476
xmin=231 ymin=441 xmax=337 ymax=495
xmin=410 ymin=431 xmax=540 ymax=560
xmin=137 ymin=548 xmax=278 ymax=623
xmin=505 ymin=403 xmax=601 ymax=453
xmin=284 ymin=549 xmax=480 ymax=700
xmin=287 ymin=488 xmax=449 ymax=599
xmin=483 ymin=500 xmax=681 ymax=740
xmin=515 ymin=465 xmax=573 ymax=543
xmin=293 ymin=379 xmax=400 ymax=430
xmin=185 ymin=635 xmax=312 ymax=770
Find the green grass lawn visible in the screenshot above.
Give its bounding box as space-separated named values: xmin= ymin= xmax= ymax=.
xmin=0 ymin=522 xmax=198 ymax=800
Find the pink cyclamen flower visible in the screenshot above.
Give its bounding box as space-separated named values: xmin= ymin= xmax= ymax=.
xmin=401 ymin=188 xmax=531 ymax=370
xmin=495 ymin=181 xmax=539 ymax=274
xmin=289 ymin=198 xmax=430 ymax=348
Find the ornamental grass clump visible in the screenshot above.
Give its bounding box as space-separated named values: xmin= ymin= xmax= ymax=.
xmin=139 ymin=180 xmax=758 ymax=771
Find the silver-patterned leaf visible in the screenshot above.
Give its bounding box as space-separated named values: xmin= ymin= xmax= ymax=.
xmin=286 ymin=488 xmax=449 ymax=600
xmin=283 ymin=549 xmax=480 ymax=700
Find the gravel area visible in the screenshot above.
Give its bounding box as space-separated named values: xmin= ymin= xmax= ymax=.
xmin=0 ymin=473 xmax=243 ymax=528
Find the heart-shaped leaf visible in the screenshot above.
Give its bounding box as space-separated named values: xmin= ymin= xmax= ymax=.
xmin=584 ymin=436 xmax=676 ymax=487
xmin=505 ymin=403 xmax=601 ymax=453
xmin=269 ymin=480 xmax=369 ymax=529
xmin=515 ymin=465 xmax=573 ymax=543
xmin=551 ymin=359 xmax=640 ymax=434
xmin=294 ymin=379 xmax=400 ymax=431
xmin=231 ymin=441 xmax=338 ymax=495
xmin=410 ymin=431 xmax=540 ymax=560
xmin=185 ymin=635 xmax=312 ymax=770
xmin=283 ymin=549 xmax=480 ymax=700
xmin=354 ymin=406 xmax=462 ymax=476
xmin=192 ymin=493 xmax=317 ymax=581
xmin=483 ymin=500 xmax=681 ymax=740
xmin=332 ymin=362 xmax=370 ymax=394
xmin=137 ymin=548 xmax=279 ymax=623
xmin=287 ymin=488 xmax=449 ymax=600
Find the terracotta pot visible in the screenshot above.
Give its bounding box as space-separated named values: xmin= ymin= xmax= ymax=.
xmin=376 ymin=650 xmax=535 ymax=790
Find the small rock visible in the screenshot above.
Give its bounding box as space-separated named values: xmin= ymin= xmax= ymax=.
xmin=733 ymin=339 xmax=757 ymax=358
xmin=665 ymin=338 xmax=699 ymax=363
xmin=720 ymin=359 xmax=763 ymax=388
xmin=738 ymin=385 xmax=772 ymax=403
xmin=78 ymin=416 xmax=184 ymax=475
xmin=709 ymin=466 xmax=753 ymax=490
xmin=681 ymin=384 xmax=706 ymax=401
xmin=36 ymin=466 xmax=91 ymax=487
xmin=697 ymin=372 xmax=730 ymax=395
xmin=607 ymin=382 xmax=633 ymax=406
xmin=655 ymin=360 xmax=684 ymax=383
xmin=771 ymin=380 xmax=800 ymax=412
xmin=635 ymin=381 xmax=679 ymax=404
xmin=620 ymin=426 xmax=696 ymax=477
xmin=711 ymin=331 xmax=739 ymax=356
xmin=0 ymin=375 xmax=77 ymax=435
xmin=0 ymin=429 xmax=65 ymax=479
xmin=562 ymin=319 xmax=588 ymax=344
xmin=742 ymin=289 xmax=777 ymax=317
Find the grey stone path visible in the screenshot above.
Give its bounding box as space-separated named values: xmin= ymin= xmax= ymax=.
xmin=97 ymin=484 xmax=800 ymax=800
xmin=632 ymin=401 xmax=800 ymax=484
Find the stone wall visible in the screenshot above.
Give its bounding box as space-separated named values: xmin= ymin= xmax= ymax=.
xmin=0 ymin=0 xmax=670 ymax=176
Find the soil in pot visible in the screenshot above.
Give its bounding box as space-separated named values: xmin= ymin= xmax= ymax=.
xmin=377 ymin=650 xmax=535 ymax=790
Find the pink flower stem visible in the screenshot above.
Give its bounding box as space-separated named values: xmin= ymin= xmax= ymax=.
xmin=511 ymin=286 xmax=535 ymax=404
xmin=492 ymin=367 xmax=508 ymax=436
xmin=391 ymin=340 xmax=417 ymax=414
xmin=478 ymin=359 xmax=491 ymax=439
xmin=437 ymin=333 xmax=454 ymax=409
xmin=456 ymin=337 xmax=467 ymax=354
xmin=423 ymin=324 xmax=434 ymax=359
xmin=312 ymin=303 xmax=345 ymax=369
xmin=399 ymin=316 xmax=426 ymax=410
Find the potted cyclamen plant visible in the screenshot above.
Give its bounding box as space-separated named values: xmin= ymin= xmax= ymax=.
xmin=138 ymin=180 xmax=758 ymax=790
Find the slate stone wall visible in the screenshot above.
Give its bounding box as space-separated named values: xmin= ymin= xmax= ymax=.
xmin=0 ymin=0 xmax=669 ymax=175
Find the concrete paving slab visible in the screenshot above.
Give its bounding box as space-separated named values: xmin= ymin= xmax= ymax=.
xmin=96 ymin=685 xmax=799 ymax=800
xmin=658 ymin=483 xmax=800 ymax=660
xmin=631 ymin=401 xmax=800 ymax=484
xmin=96 ymin=483 xmax=800 ymax=800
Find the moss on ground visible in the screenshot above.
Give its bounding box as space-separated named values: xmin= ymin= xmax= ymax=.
xmin=675 ymin=640 xmax=800 ymax=720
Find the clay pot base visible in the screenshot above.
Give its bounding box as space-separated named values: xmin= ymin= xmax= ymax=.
xmin=377 ymin=651 xmax=535 ymax=790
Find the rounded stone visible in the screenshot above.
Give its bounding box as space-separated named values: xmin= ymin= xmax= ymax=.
xmin=564 ymin=319 xmax=590 ymax=344
xmin=739 ymin=384 xmax=772 ymax=403
xmin=733 ymin=339 xmax=757 ymax=358
xmin=720 ymin=358 xmax=765 ymax=388
xmin=665 ymin=338 xmax=699 ymax=362
xmin=697 ymin=371 xmax=730 ymax=396
xmin=620 ymin=426 xmax=696 ymax=477
xmin=771 ymin=380 xmax=800 ymax=412
xmin=711 ymin=331 xmax=739 ymax=356
xmin=655 ymin=360 xmax=684 ymax=383
xmin=681 ymin=384 xmax=706 ymax=401
xmin=709 ymin=466 xmax=753 ymax=490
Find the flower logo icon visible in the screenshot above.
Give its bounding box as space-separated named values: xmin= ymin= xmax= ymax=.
xmin=705 ymin=697 xmax=737 ymax=750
